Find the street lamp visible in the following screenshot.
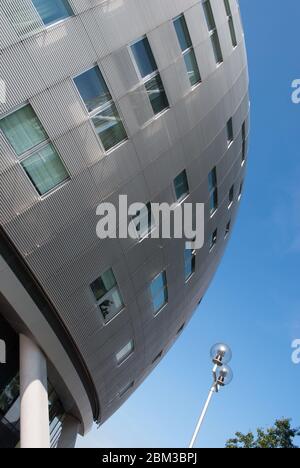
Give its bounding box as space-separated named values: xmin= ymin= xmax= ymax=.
xmin=188 ymin=343 xmax=233 ymax=448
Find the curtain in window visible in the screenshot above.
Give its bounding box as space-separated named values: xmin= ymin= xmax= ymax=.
xmin=0 ymin=105 xmax=47 ymax=156
xmin=21 ymin=144 xmax=68 ymax=195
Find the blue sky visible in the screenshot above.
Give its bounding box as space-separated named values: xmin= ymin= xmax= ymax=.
xmin=77 ymin=0 xmax=300 ymax=448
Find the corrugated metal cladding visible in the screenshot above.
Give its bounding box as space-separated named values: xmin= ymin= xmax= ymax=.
xmin=0 ymin=0 xmax=250 ymax=424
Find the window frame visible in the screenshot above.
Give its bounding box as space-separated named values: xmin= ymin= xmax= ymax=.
xmin=130 ymin=202 xmax=156 ymax=241
xmin=0 ymin=103 xmax=69 ymax=196
xmin=208 ymin=166 xmax=218 ymax=217
xmin=210 ymin=228 xmax=218 ymax=252
xmin=242 ymin=121 xmax=246 ymax=165
xmin=116 ymin=340 xmax=134 ymax=366
xmin=173 ymin=14 xmax=202 ymax=88
xmin=223 ymin=0 xmax=238 ymax=48
xmin=73 ymin=65 xmax=128 ymax=154
xmin=202 ymin=0 xmax=224 ymax=65
xmin=129 ymin=35 xmax=169 ymax=118
xmin=225 ymin=220 xmax=231 ymax=239
xmin=238 ymin=181 xmax=244 ymax=201
xmin=228 ymin=184 xmax=234 ymax=208
xmin=152 ymin=350 xmax=163 ymax=365
xmin=227 ymin=118 xmax=234 ymax=147
xmin=31 ymin=0 xmax=74 ymax=29
xmin=173 ymin=169 xmax=190 ymax=203
xmin=118 ymin=381 xmax=134 ymax=398
xmin=184 ymin=245 xmax=196 ymax=282
xmin=150 ymin=271 xmax=168 ymax=316
xmin=90 ymin=268 xmax=125 ymax=325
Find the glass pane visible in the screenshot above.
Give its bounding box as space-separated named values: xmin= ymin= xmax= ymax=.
xmin=153 ymin=290 xmax=167 ymax=313
xmin=74 ymin=67 xmax=112 ymax=113
xmin=32 ymin=0 xmax=73 ymax=26
xmin=208 ymin=167 xmax=217 ymax=192
xmin=151 ymin=272 xmax=166 ymax=297
xmin=225 ymin=221 xmax=231 ymax=236
xmin=203 ymin=0 xmax=216 ymax=31
xmin=174 ymin=170 xmax=189 ymax=201
xmin=21 ymin=144 xmax=68 ymax=195
xmin=210 ymin=229 xmax=218 ymax=249
xmin=210 ymin=189 xmax=218 ymax=214
xmin=0 ymin=375 xmax=19 ymax=414
xmin=132 ymin=203 xmax=154 ymax=238
xmin=99 ymin=287 xmax=124 ymax=323
xmin=174 ymin=15 xmax=192 ymax=51
xmin=239 ymin=182 xmax=243 ymax=197
xmin=91 ymin=268 xmax=116 ymax=301
xmin=116 ymin=340 xmax=134 ymax=364
xmin=131 ymin=37 xmax=157 ymax=78
xmin=92 ymin=103 xmax=127 ymax=151
xmin=224 ymin=0 xmax=231 ymax=16
xmin=183 ymin=49 xmax=201 ymax=86
xmin=102 ymin=269 xmax=117 ymax=291
xmin=227 ymin=118 xmax=233 ymax=143
xmin=229 ymin=17 xmax=237 ymax=47
xmin=184 ymin=249 xmax=194 ymax=280
xmin=0 ymin=105 xmax=47 ymax=156
xmin=211 ymin=31 xmax=223 ymax=64
xmin=145 ymin=74 xmax=169 ymax=115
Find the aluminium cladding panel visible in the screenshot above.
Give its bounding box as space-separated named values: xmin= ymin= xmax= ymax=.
xmin=0 ymin=0 xmax=43 ymax=49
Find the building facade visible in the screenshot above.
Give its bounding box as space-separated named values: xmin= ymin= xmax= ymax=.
xmin=0 ymin=0 xmax=249 ymax=448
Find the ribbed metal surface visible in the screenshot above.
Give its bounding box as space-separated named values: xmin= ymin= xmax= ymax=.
xmin=0 ymin=0 xmax=250 ymax=425
xmin=0 ymin=0 xmax=43 ymax=39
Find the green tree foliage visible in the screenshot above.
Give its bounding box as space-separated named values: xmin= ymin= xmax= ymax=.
xmin=226 ymin=419 xmax=300 ymax=449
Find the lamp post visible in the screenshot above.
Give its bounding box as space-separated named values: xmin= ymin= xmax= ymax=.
xmin=189 ymin=343 xmax=233 ymax=449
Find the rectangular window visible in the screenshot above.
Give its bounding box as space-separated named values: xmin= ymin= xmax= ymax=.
xmin=74 ymin=66 xmax=127 ymax=152
xmin=184 ymin=246 xmax=196 ymax=281
xmin=90 ymin=269 xmax=124 ymax=324
xmin=173 ymin=14 xmax=201 ymax=86
xmin=224 ymin=0 xmax=237 ymax=47
xmin=0 ymin=105 xmax=69 ymax=195
xmin=174 ymin=170 xmax=189 ymax=202
xmin=203 ymin=0 xmax=223 ymax=64
xmin=32 ymin=0 xmax=73 ymax=26
xmin=119 ymin=381 xmax=134 ymax=398
xmin=130 ymin=36 xmax=169 ymax=115
xmin=152 ymin=350 xmax=163 ymax=364
xmin=0 ymin=105 xmax=47 ymax=157
xmin=242 ymin=121 xmax=246 ymax=164
xmin=210 ymin=229 xmax=218 ymax=251
xmin=225 ymin=220 xmax=231 ymax=238
xmin=151 ymin=271 xmax=168 ymax=315
xmin=227 ymin=118 xmax=234 ymax=146
xmin=229 ymin=184 xmax=234 ymax=207
xmin=21 ymin=144 xmax=69 ymax=195
xmin=208 ymin=167 xmax=218 ymax=215
xmin=116 ymin=340 xmax=134 ymax=365
xmin=131 ymin=202 xmax=155 ymax=240
xmin=177 ymin=323 xmax=185 ymax=335
xmin=238 ymin=181 xmax=243 ymax=200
